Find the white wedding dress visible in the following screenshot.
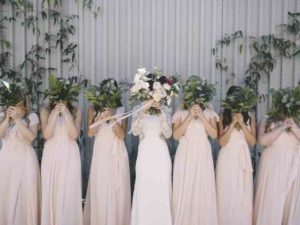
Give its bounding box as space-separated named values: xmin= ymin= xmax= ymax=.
xmin=130 ymin=105 xmax=173 ymax=225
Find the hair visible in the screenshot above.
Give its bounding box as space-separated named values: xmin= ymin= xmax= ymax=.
xmin=14 ymin=96 xmax=31 ymax=126
xmin=222 ymin=85 xmax=251 ymax=128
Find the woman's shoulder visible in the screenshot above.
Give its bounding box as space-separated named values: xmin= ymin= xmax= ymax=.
xmin=172 ymin=109 xmax=188 ymax=123
xmin=203 ymin=108 xmax=220 ymax=121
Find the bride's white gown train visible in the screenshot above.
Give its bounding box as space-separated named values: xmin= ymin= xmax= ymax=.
xmin=130 ymin=106 xmax=173 ymax=225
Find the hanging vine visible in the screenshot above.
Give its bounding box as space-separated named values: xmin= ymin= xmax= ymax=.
xmin=212 ymin=12 xmax=300 ymax=91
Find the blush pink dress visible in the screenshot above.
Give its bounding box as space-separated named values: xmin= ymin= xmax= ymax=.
xmin=172 ymin=109 xmax=218 ymax=225
xmin=216 ymin=125 xmax=253 ymax=225
xmin=254 ymin=123 xmax=300 ymax=225
xmin=41 ymin=114 xmax=82 ymax=225
xmin=83 ymin=107 xmax=131 ymax=225
xmin=0 ymin=113 xmax=41 ymax=225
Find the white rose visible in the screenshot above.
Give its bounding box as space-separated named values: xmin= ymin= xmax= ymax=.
xmin=163 ymin=83 xmax=171 ymax=91
xmin=152 ymin=92 xmax=161 ymax=102
xmin=130 ymin=85 xmax=140 ymax=94
xmin=153 ymin=82 xmax=162 ymax=90
xmin=142 ymin=82 xmax=150 ymax=90
xmin=137 ymin=68 xmax=147 ymax=75
xmin=134 ymin=73 xmax=141 ymax=83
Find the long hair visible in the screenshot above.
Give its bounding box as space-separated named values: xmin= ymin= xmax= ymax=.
xmin=14 ymin=96 xmax=31 ymax=126
xmin=222 ymin=86 xmax=251 ymax=128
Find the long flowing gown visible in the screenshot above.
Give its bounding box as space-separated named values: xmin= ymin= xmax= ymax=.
xmin=290 ymin=155 xmax=300 ymax=225
xmin=216 ymin=126 xmax=253 ymax=225
xmin=253 ymin=122 xmax=300 ymax=225
xmin=0 ymin=113 xmax=41 ymax=225
xmin=83 ymin=107 xmax=131 ymax=225
xmin=41 ymin=115 xmax=82 ymax=225
xmin=130 ymin=106 xmax=173 ymax=225
xmin=172 ymin=109 xmax=218 ymax=225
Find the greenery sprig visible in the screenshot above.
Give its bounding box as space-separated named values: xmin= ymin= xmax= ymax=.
xmin=0 ymin=80 xmax=30 ymax=107
xmin=85 ymin=79 xmax=122 ymax=113
xmin=183 ymin=76 xmax=216 ymax=110
xmin=222 ymin=86 xmax=258 ymax=113
xmin=267 ymin=86 xmax=300 ymax=122
xmin=42 ymin=74 xmax=86 ymax=107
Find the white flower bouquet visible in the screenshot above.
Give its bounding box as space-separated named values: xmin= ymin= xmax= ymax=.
xmin=129 ymin=68 xmax=180 ymax=115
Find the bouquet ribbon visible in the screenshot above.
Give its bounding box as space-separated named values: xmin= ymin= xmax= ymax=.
xmin=89 ymin=100 xmax=154 ymax=131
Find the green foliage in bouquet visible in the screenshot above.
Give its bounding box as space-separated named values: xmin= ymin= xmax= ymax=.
xmin=85 ymin=79 xmax=122 ymax=113
xmin=42 ymin=74 xmax=86 ymax=107
xmin=183 ymin=76 xmax=216 ymax=110
xmin=0 ymin=80 xmax=30 ymax=107
xmin=268 ymin=86 xmax=300 ymax=122
xmin=222 ymin=86 xmax=258 ymax=113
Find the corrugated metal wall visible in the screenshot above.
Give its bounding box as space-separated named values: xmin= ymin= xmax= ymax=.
xmin=2 ymin=0 xmax=300 ymax=117
xmin=1 ymin=0 xmax=300 ymax=193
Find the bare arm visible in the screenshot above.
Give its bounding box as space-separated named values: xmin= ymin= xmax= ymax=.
xmin=219 ymin=121 xmax=236 ymax=147
xmin=112 ymin=118 xmax=127 ymax=140
xmin=15 ymin=119 xmax=38 ymax=143
xmin=238 ymin=113 xmax=257 ymax=146
xmin=61 ymin=104 xmax=82 ymax=140
xmin=40 ymin=107 xmax=60 ymax=140
xmin=7 ymin=107 xmax=38 ymax=143
xmin=0 ymin=112 xmax=9 ymax=138
xmin=257 ymin=117 xmax=288 ymax=147
xmin=87 ymin=106 xmax=100 ymax=137
xmin=172 ymin=113 xmax=193 ymax=140
xmin=289 ymin=118 xmax=300 ymax=142
xmin=197 ymin=110 xmax=218 ymax=139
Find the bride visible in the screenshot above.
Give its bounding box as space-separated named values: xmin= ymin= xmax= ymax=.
xmin=130 ymin=99 xmax=173 ymax=225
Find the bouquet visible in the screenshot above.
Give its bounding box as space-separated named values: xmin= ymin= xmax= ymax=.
xmin=129 ymin=68 xmax=180 ymax=115
xmin=267 ymin=86 xmax=300 ymax=124
xmin=0 ymin=80 xmax=30 ymax=107
xmin=85 ymin=79 xmax=122 ymax=114
xmin=42 ymin=74 xmax=86 ymax=111
xmin=183 ymin=76 xmax=216 ymax=110
xmin=222 ymin=85 xmax=258 ymax=130
xmin=222 ymin=86 xmax=258 ymax=114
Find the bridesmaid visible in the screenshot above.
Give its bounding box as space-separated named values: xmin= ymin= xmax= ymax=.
xmin=254 ymin=116 xmax=300 ymax=224
xmin=41 ymin=97 xmax=82 ymax=224
xmin=0 ymin=97 xmax=40 ymax=225
xmin=83 ymin=79 xmax=131 ymax=225
xmin=216 ymin=86 xmax=256 ymax=225
xmin=172 ymin=103 xmax=219 ymax=225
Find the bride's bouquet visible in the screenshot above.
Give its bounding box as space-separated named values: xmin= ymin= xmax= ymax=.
xmin=129 ymin=68 xmax=180 ymax=115
xmin=222 ymin=86 xmax=258 ymax=114
xmin=267 ymin=86 xmax=300 ymax=123
xmin=0 ymin=80 xmax=30 ymax=107
xmin=85 ymin=79 xmax=122 ymax=113
xmin=182 ymin=76 xmax=216 ymax=110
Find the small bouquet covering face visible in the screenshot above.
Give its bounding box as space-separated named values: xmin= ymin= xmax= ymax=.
xmin=129 ymin=68 xmax=180 ymax=115
xmin=222 ymin=85 xmax=258 ymax=114
xmin=42 ymin=74 xmax=86 ymax=110
xmin=182 ymin=76 xmax=216 ymax=110
xmin=267 ymin=86 xmax=300 ymax=126
xmin=0 ymin=80 xmax=30 ymax=107
xmin=85 ymin=79 xmax=123 ymax=114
